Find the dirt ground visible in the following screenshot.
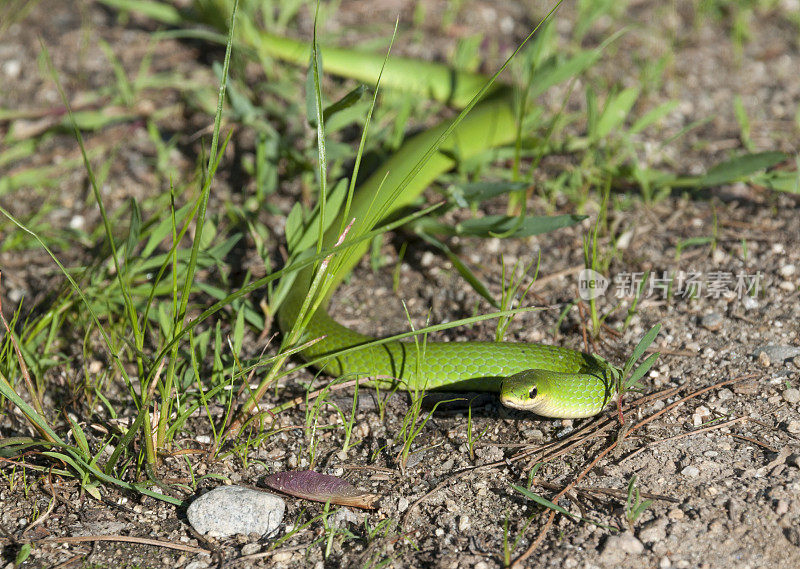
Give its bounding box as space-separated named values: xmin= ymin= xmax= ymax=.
xmin=1 ymin=1 xmax=800 ymax=568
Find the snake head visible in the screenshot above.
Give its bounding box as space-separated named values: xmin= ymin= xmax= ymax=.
xmin=499 ymin=369 xmax=614 ymax=419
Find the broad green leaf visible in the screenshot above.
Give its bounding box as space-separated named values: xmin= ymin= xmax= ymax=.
xmin=630 ymin=100 xmax=679 ymax=134
xmin=454 ymin=214 xmax=587 ymax=238
xmin=753 ymin=170 xmax=800 ymax=194
xmin=84 ymin=480 xmax=103 ymax=501
xmin=323 ymin=85 xmax=367 ymax=123
xmin=448 ymin=181 xmax=529 ymax=207
xmin=623 ymin=323 xmax=661 ymax=378
xmin=305 ymin=43 xmax=324 ymax=128
xmin=15 ymin=543 xmax=32 ymax=566
xmin=125 ymin=198 xmax=142 ymax=262
xmin=97 ymin=0 xmax=182 ymax=25
xmin=699 ymin=151 xmax=786 ymax=186
xmin=625 ymin=352 xmax=659 ymax=390
xmin=0 ymin=373 xmax=64 ymax=445
xmin=141 ymin=202 xmax=193 ymax=259
xmin=512 ymin=484 xmax=575 ymax=518
xmin=596 ymin=87 xmax=640 ymax=139
xmin=285 ymin=201 xmax=306 ymax=253
xmin=67 ymin=415 xmax=91 ymax=458
xmin=411 ymin=214 xmax=586 ymax=238
xmin=530 ymin=51 xmax=601 ymax=98
xmin=233 ymin=305 xmax=245 ymax=355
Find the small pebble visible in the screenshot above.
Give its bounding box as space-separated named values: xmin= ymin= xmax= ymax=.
xmin=458 ymin=515 xmax=471 ymax=533
xmin=668 ymin=508 xmax=685 ymax=520
xmin=397 ymin=497 xmax=410 ymax=512
xmin=741 ymin=295 xmax=758 ymax=310
xmin=692 ymin=406 xmax=711 ymax=427
xmin=681 ymin=465 xmax=700 ymax=477
xmin=717 ymin=388 xmax=733 ymax=402
xmin=241 ymin=543 xmax=260 ymax=556
xmin=779 ymin=281 xmax=796 ymax=292
xmin=783 ymin=388 xmax=800 ymax=404
xmin=2 ymin=59 xmax=21 ymax=78
xmin=779 ymin=264 xmax=796 ymax=277
xmin=700 ymin=313 xmax=723 ymax=331
xmin=187 ymin=486 xmax=285 ymax=538
xmin=272 ymin=552 xmax=293 ymax=563
xmin=638 ymin=518 xmax=668 ymax=543
xmin=605 ymin=532 xmax=645 ymax=555
xmin=787 ymin=420 xmax=800 ymax=434
xmin=753 ymin=345 xmax=800 ymax=365
xmin=660 ymin=556 xmax=672 ymax=568
xmin=331 ymin=507 xmax=360 ymax=529
xmin=69 ymin=215 xmax=85 ymax=230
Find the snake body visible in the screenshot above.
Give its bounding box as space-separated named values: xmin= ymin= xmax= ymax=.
xmin=277 ymin=97 xmax=618 ymax=418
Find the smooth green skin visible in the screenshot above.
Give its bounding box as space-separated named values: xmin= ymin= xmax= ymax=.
xmin=241 ymin=23 xmax=504 ymax=108
xmin=277 ymin=96 xmax=618 ymax=418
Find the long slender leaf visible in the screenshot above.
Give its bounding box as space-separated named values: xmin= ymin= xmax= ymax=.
xmin=623 ymin=323 xmax=661 ymax=377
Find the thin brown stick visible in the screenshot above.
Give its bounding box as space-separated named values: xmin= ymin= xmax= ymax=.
xmin=730 ymin=434 xmax=779 ymax=453
xmin=533 ymin=480 xmax=678 ymax=503
xmin=42 ymin=534 xmax=209 ymax=554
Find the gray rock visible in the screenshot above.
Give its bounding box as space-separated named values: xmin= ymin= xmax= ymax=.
xmin=783 ymin=388 xmax=800 ymax=404
xmin=187 ymin=485 xmax=285 ymax=538
xmin=397 ymin=496 xmax=410 ymax=512
xmin=700 ymin=313 xmax=723 ymax=331
xmin=241 ymin=543 xmax=261 ymax=555
xmin=741 ymin=295 xmax=758 ymax=311
xmin=639 ymin=518 xmax=668 ymax=543
xmin=331 ymin=507 xmax=360 ymax=529
xmin=617 ymin=532 xmax=646 ymax=554
xmin=753 ymin=345 xmax=800 ymax=364
xmin=601 ymin=532 xmax=645 ymax=564
xmin=681 ymin=465 xmax=700 ymax=477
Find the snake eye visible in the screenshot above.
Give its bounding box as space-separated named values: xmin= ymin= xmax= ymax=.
xmin=528 ymin=386 xmax=537 ymax=400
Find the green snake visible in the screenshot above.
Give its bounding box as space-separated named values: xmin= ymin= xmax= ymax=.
xmin=277 ymin=96 xmax=619 ymax=418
